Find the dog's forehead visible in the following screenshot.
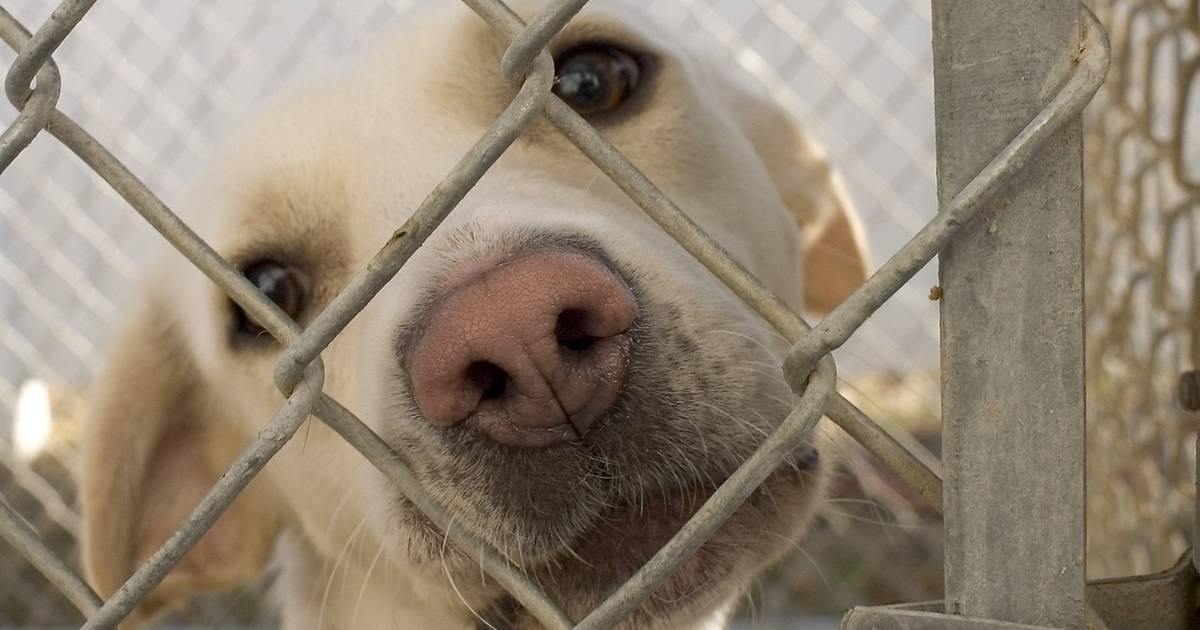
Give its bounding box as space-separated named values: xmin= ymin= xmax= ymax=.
xmin=185 ymin=1 xmax=738 ymax=263
xmin=217 ymin=2 xmax=684 ymax=161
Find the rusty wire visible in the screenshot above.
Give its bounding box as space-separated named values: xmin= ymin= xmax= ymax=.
xmin=0 ymin=0 xmax=1109 ymax=627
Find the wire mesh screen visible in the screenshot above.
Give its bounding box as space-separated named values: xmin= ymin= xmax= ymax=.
xmin=1084 ymin=0 xmax=1200 ymax=579
xmin=0 ymin=0 xmax=1159 ymax=626
xmin=0 ymin=1 xmax=942 ymax=627
xmin=0 ymin=0 xmax=1160 ymax=623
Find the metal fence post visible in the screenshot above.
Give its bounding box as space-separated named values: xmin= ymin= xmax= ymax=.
xmin=934 ymin=0 xmax=1087 ymax=627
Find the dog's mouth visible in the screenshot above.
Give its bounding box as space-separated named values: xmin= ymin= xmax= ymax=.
xmin=468 ymin=444 xmax=822 ymax=627
xmin=385 ymin=387 xmax=824 ymax=629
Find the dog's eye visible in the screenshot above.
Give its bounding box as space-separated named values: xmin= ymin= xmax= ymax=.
xmin=554 ymin=45 xmax=640 ymax=115
xmin=232 ymin=261 xmax=308 ymax=340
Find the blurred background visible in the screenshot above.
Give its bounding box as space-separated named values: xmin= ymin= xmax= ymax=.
xmin=0 ymin=0 xmax=1193 ymax=627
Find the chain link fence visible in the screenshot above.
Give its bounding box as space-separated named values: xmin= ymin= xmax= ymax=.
xmin=0 ymin=1 xmax=944 ymax=626
xmin=0 ymin=0 xmax=1176 ymax=627
xmin=1084 ymin=0 xmax=1200 ymax=579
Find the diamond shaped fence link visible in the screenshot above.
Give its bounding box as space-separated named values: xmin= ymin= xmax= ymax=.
xmin=0 ymin=10 xmax=941 ymax=612
xmin=0 ymin=1 xmax=1108 ymax=629
xmin=0 ymin=4 xmax=56 ymax=171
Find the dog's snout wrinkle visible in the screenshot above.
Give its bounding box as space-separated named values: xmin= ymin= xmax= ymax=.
xmin=409 ymin=248 xmax=637 ymax=448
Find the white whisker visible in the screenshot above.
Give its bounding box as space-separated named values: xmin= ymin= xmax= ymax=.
xmin=351 ymin=539 xmax=387 ymax=628
xmin=318 ymin=513 xmax=368 ymax=630
xmin=440 ymin=514 xmax=497 ymax=630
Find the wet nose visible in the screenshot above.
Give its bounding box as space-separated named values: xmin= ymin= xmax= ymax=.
xmin=408 ymin=249 xmax=638 ymax=448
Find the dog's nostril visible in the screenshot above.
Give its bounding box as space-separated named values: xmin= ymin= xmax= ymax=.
xmin=555 ymin=308 xmax=599 ymax=352
xmin=561 ymin=336 xmax=598 ymax=352
xmin=467 ymin=361 xmax=508 ymax=400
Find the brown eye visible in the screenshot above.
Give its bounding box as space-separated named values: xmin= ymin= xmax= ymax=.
xmin=232 ymin=261 xmax=308 ymax=341
xmin=554 ymin=45 xmax=640 ymax=115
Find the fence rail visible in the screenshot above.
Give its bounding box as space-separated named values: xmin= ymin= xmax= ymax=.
xmin=0 ymin=0 xmax=1126 ymax=628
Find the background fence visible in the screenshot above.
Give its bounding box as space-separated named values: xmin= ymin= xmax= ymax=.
xmin=1083 ymin=0 xmax=1200 ymax=580
xmin=0 ymin=0 xmax=1189 ymax=627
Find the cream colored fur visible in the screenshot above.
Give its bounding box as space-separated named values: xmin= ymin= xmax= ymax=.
xmin=81 ymin=2 xmax=870 ymax=628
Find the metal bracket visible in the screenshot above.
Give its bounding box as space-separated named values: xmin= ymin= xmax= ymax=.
xmin=842 ymin=552 xmax=1200 ymax=630
xmin=841 ymin=607 xmax=1060 ymax=630
xmin=1086 ymin=553 xmax=1199 ymax=630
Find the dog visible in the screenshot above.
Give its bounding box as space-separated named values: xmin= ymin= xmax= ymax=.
xmin=79 ymin=2 xmax=870 ymax=628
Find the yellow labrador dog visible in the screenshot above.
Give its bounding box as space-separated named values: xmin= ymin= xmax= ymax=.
xmin=80 ymin=2 xmax=869 ymax=628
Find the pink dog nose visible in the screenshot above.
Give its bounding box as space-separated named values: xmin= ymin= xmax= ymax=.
xmin=409 ymin=249 xmax=638 ymax=448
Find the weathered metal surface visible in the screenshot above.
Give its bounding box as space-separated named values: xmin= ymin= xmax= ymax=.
xmin=840 ymin=608 xmax=1059 ymax=630
xmin=845 ymin=557 xmax=1200 ymax=630
xmin=933 ymin=0 xmax=1094 ymax=627
xmin=1086 ymin=554 xmax=1199 ymax=630
xmin=856 ymin=490 xmax=1195 ymax=629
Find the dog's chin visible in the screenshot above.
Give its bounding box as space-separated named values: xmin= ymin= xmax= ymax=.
xmin=391 ymin=438 xmax=822 ymax=628
xmin=531 ymin=450 xmax=823 ymax=626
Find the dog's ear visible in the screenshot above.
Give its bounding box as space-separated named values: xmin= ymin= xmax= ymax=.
xmin=725 ymin=82 xmax=871 ymax=314
xmin=81 ymin=287 xmax=281 ymax=624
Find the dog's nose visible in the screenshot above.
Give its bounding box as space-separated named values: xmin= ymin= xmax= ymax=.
xmin=409 ymin=249 xmax=638 ymax=448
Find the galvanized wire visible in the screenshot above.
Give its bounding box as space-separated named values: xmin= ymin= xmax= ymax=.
xmin=0 ymin=498 xmax=99 ymax=617
xmin=81 ymin=362 xmax=326 ymax=629
xmin=0 ymin=0 xmax=1110 ymax=628
xmin=785 ymin=13 xmax=1110 ymax=380
xmin=575 ymin=357 xmax=837 ymax=629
